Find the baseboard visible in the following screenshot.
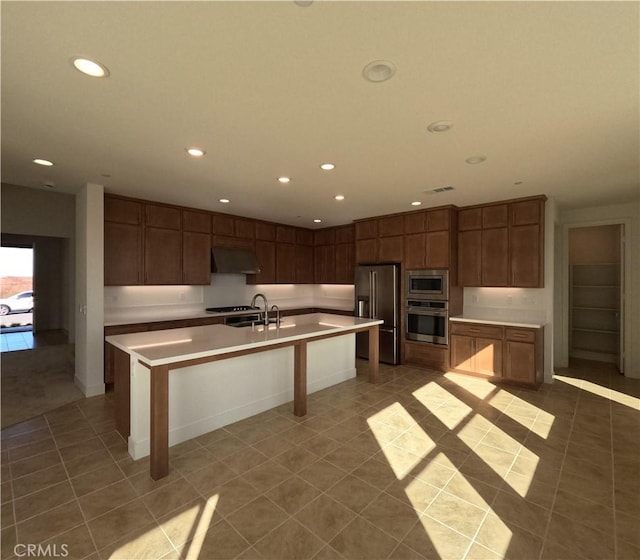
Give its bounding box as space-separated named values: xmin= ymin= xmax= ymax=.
xmin=74 ymin=375 xmax=105 ymax=397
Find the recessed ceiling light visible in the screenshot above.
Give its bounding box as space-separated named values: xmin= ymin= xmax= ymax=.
xmin=334 ymin=195 xmax=345 ymax=201
xmin=219 ymin=198 xmax=230 ymax=204
xmin=465 ymin=155 xmax=487 ymax=164
xmin=71 ymin=57 xmax=109 ymax=78
xmin=186 ymin=148 xmax=205 ymax=157
xmin=313 ymin=219 xmax=322 ymax=223
xmin=427 ymin=120 xmax=453 ymax=133
xmin=411 ymin=201 xmax=422 ymax=206
xmin=33 ymin=158 xmax=54 ymax=166
xmin=278 ymin=177 xmax=291 ymax=184
xmin=363 ymin=60 xmax=396 ymax=83
xmin=320 ymin=163 xmax=336 ymax=171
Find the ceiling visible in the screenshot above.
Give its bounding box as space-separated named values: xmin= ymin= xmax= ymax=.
xmin=2 ymin=1 xmax=638 ymax=228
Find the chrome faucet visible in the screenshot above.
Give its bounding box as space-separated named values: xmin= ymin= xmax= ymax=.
xmin=270 ymin=304 xmax=280 ymax=326
xmin=250 ymin=293 xmax=269 ymax=326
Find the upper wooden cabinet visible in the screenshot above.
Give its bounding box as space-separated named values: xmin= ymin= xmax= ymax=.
xmin=378 ymin=215 xmax=404 ymax=237
xmin=255 ymin=222 xmax=276 ymax=241
xmin=183 ymin=210 xmax=211 ymax=233
xmin=276 ymin=226 xmax=297 ymax=244
xmin=146 ymin=204 xmax=181 ymax=230
xmin=212 ymin=214 xmax=234 ymax=235
xmin=144 ymin=227 xmax=182 ymax=285
xmin=248 ymin=240 xmax=276 ymax=284
xmin=458 ymin=196 xmax=545 ymax=288
xmin=105 ymin=197 xmax=142 ymax=225
xmin=182 ymin=231 xmax=211 ymax=285
xmin=234 ymin=218 xmax=255 ymax=239
xmin=334 ymin=225 xmax=354 ymax=244
xmin=104 ymin=197 xmax=143 ymax=286
xmin=404 ymin=211 xmax=426 ymax=234
xmin=276 ymin=242 xmax=296 ymax=283
xmin=355 ymin=219 xmax=378 ymax=240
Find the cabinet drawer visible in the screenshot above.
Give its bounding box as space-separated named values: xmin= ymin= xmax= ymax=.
xmin=505 ymin=328 xmax=536 ymax=343
xmin=450 ymin=322 xmax=503 ymax=339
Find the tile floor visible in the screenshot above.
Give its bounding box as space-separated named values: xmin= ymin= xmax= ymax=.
xmin=0 ymin=328 xmax=68 ymax=353
xmin=1 ymin=360 xmax=639 ymax=560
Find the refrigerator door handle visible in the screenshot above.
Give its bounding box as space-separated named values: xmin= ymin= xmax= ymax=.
xmin=371 ymin=271 xmax=377 ymax=318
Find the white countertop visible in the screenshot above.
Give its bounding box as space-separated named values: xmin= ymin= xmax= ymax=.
xmin=450 ymin=316 xmax=545 ymax=329
xmin=106 ymin=313 xmax=381 ymax=366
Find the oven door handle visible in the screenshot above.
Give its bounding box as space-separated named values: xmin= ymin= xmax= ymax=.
xmin=406 ymin=308 xmax=448 ymax=316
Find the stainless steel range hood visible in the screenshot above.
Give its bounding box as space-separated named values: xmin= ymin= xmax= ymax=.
xmin=211 ymin=247 xmax=261 ymax=274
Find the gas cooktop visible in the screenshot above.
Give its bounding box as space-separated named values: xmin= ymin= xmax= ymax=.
xmin=205 ymin=305 xmax=259 ymax=313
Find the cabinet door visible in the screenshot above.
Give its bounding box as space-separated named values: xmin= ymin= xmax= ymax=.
xmin=145 ymin=228 xmax=182 ymax=284
xmin=276 ymin=243 xmax=296 ymax=283
xmin=314 ymin=245 xmax=335 ymax=283
xmin=482 ymin=204 xmax=508 ymax=228
xmin=146 ymin=204 xmax=181 ymax=229
xmin=183 ymin=210 xmax=211 ymax=233
xmin=404 ymin=212 xmax=426 ymax=234
xmin=458 ymin=208 xmax=482 ymax=231
xmin=234 ymin=218 xmax=255 ymax=239
xmin=404 ymin=233 xmax=426 ymax=269
xmin=255 ymin=222 xmax=276 ymax=241
xmin=105 ymin=222 xmax=143 ymax=285
xmin=296 ymin=245 xmax=315 ymax=283
xmin=475 ymin=337 xmax=503 ymax=377
xmin=450 ymin=335 xmax=475 ymax=372
xmin=296 ymin=228 xmax=314 ymax=246
xmin=378 ymin=235 xmax=403 ymax=262
xmin=505 ymin=341 xmax=536 ymax=383
xmin=510 ymin=224 xmax=541 ymax=287
xmin=356 ymin=239 xmax=378 ymax=264
xmin=355 ymin=219 xmax=378 ymax=239
xmin=379 ymin=215 xmax=404 ymax=237
xmin=212 ymin=214 xmax=235 ymax=235
xmin=334 ymin=225 xmax=354 ymax=244
xmin=426 ymin=231 xmax=450 ymax=268
xmin=250 ymin=240 xmax=276 ymax=284
xmin=182 ymin=231 xmax=211 ymax=285
xmin=334 ymin=243 xmax=354 ymax=284
xmin=511 ymin=199 xmax=542 ymax=226
xmin=427 ymin=209 xmax=450 ymax=231
xmin=276 ymin=226 xmax=297 ymax=244
xmin=458 ymin=230 xmax=481 ymax=286
xmin=482 ymin=228 xmax=509 ymax=286
xmin=105 ymin=197 xmax=142 ymax=224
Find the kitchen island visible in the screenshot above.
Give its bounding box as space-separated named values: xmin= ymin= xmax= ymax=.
xmin=106 ymin=313 xmax=382 ymax=479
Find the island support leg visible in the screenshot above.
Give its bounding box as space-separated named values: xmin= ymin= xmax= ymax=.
xmin=150 ymin=364 xmax=169 ymax=480
xmin=368 ymin=325 xmax=380 ymax=383
xmin=294 ymin=342 xmax=307 ymax=417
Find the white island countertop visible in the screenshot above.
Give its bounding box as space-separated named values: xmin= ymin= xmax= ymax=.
xmin=106 ymin=313 xmax=382 ymax=366
xmin=450 ymin=315 xmax=545 ymax=329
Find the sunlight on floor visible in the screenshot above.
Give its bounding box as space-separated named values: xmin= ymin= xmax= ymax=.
xmin=555 ymin=375 xmax=640 ymax=409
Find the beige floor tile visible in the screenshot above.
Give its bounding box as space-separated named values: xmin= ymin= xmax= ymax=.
xmin=11 ymin=463 xmax=67 ymax=499
xmin=424 ymin=490 xmax=486 ymax=539
xmin=55 ymin=426 xmax=99 ymax=449
xmin=4 ymin=427 xmax=52 ymax=450
xmin=116 ymin=455 xmax=151 ymax=478
xmin=213 ymin=476 xmax=261 ymax=517
xmin=204 ymin=435 xmax=250 ymax=459
xmin=17 ymin=499 xmax=85 ymax=545
xmin=251 ymin=433 xmax=296 ymax=458
xmin=350 ymin=457 xmax=397 ymax=489
xmin=360 ymin=492 xmax=420 ymax=541
xmin=545 ymin=512 xmax=615 ymax=560
xmin=8 ymin=436 xmax=56 ymax=463
xmin=274 ymin=446 xmax=319 ymax=473
xmin=65 ymin=448 xmax=115 ymax=479
xmin=1 ymin=481 xmax=12 ymax=504
xmin=298 ymin=459 xmax=348 ymax=492
xmin=322 ymin=445 xmax=369 ymax=473
xmin=491 ymin=489 xmax=550 ymax=538
xmin=182 ymin=519 xmax=251 ymax=560
xmin=412 ymin=457 xmax=457 ymax=489
xmin=142 ymin=477 xmax=201 ymax=519
xmin=10 ymin=449 xmax=62 ymax=479
xmin=222 ymin=446 xmax=269 ymax=475
xmin=226 ymin=495 xmax=288 ymax=545
xmin=1 ymin=526 xmax=17 ymax=560
xmin=266 ymin=475 xmax=322 ymax=515
xmin=87 ymin=498 xmax=155 ymax=550
xmin=326 ymin=474 xmax=381 ymax=514
xmin=1 ymin=501 xmax=14 ymax=530
xmin=98 ymin=521 xmax=175 ymax=560
xmin=299 ymin=434 xmax=341 ymax=458
xmin=41 ymin=523 xmax=97 ymax=560
xmin=557 ymin=466 xmax=613 ymax=508
xmin=157 ymin=497 xmax=222 ymax=548
xmin=185 ymin=461 xmax=238 ymax=495
xmin=402 ymin=516 xmax=471 ymax=560
xmin=475 ymin=512 xmax=543 ymax=559
xmin=279 ymin=424 xmax=319 ymax=445
xmin=255 ymin=518 xmax=324 ymax=560
xmin=243 ymin=460 xmax=292 ymax=492
xmin=387 ymin=542 xmax=427 ymax=560
xmin=14 ymin=480 xmax=75 ymax=522
xmin=295 ymin=494 xmax=356 ymax=542
xmin=465 ymin=542 xmax=502 ymax=560
xmin=616 ymin=510 xmax=640 ymax=548
xmin=329 ymin=516 xmax=399 ymax=560
xmin=127 ymin=468 xmax=184 ymax=497
xmin=58 ymin=436 xmax=106 ymax=464
xmin=553 ymin=487 xmax=615 ymax=534
xmin=442 ymin=472 xmax=498 ymax=510
xmin=70 ymin=462 xmax=125 ymax=497
xmin=79 ymin=479 xmax=138 ymax=520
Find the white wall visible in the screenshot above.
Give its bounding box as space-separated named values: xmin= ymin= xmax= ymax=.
xmin=75 ymin=183 xmax=105 ymax=396
xmin=556 ymin=201 xmax=639 ymax=378
xmin=1 ymin=183 xmax=76 ymax=337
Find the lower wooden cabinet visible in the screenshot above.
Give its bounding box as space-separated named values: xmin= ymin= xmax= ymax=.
xmin=404 ymin=341 xmax=449 ymax=372
xmin=449 ymin=321 xmax=543 ymax=387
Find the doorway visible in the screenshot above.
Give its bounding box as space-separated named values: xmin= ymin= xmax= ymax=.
xmin=568 ymin=224 xmax=624 ymax=372
xmin=0 ymin=244 xmax=34 ymax=351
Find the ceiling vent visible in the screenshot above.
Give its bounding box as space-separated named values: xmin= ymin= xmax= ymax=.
xmin=423 ymin=186 xmax=455 ymax=195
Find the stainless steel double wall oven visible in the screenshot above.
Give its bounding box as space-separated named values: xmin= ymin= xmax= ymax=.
xmin=405 ymin=269 xmax=449 ymax=345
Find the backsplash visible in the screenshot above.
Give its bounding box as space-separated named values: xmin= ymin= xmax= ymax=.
xmin=462 ymin=287 xmax=548 ymax=324
xmin=104 ymin=277 xmax=355 ymax=319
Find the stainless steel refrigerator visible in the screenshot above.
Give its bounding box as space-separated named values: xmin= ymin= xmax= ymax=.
xmin=355 ymin=264 xmax=400 ymax=365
